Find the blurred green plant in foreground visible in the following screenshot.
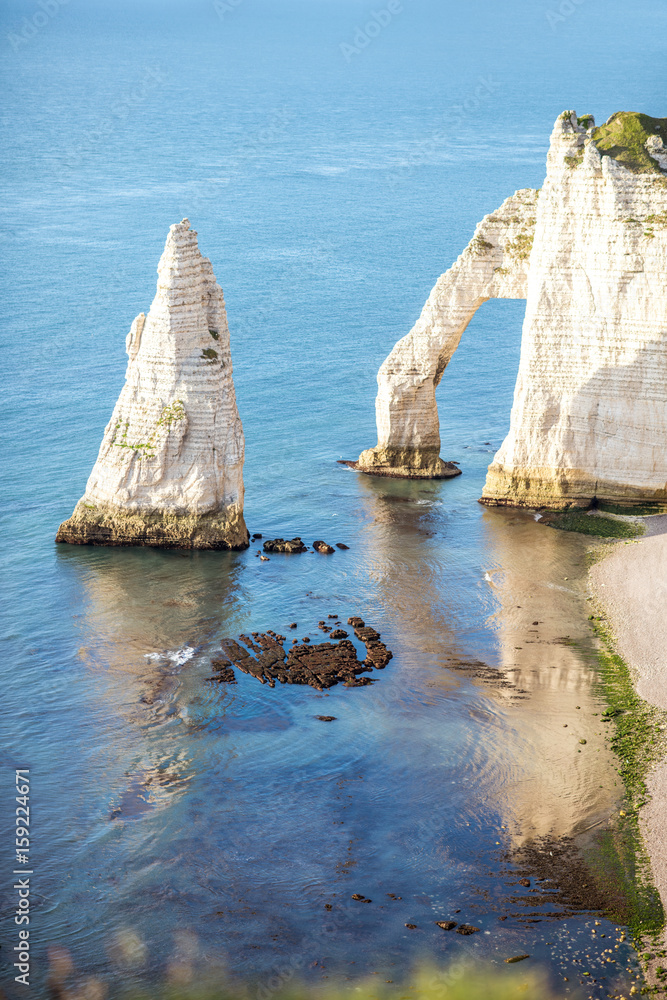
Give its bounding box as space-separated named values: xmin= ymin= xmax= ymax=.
xmin=48 ymin=939 xmax=578 ymax=1000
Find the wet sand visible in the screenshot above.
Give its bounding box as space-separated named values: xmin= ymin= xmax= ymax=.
xmin=590 ymin=520 xmax=667 ymax=952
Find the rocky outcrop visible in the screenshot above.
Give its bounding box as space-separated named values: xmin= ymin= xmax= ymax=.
xmin=211 ymin=618 xmax=392 ymax=690
xmin=57 ymin=219 xmax=249 ymax=548
xmin=359 ymin=111 xmax=667 ymax=508
xmin=483 ymin=111 xmax=667 ymax=508
xmin=356 ymin=188 xmax=539 ymax=477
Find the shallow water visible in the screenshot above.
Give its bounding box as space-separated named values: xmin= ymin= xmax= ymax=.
xmin=1 ymin=0 xmax=664 ymax=995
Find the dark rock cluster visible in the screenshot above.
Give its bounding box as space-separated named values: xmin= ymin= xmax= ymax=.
xmin=260 ymin=537 xmax=349 ymax=554
xmin=263 ymin=537 xmax=308 ymax=553
xmin=208 ymin=619 xmax=392 ymax=691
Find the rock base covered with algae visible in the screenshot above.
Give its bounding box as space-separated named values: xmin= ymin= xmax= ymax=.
xmin=350 ymin=446 xmax=461 ymax=479
xmin=56 ymin=220 xmax=249 ymax=550
xmin=56 ymin=502 xmax=248 ymax=550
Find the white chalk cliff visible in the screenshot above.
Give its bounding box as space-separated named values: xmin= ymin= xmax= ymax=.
xmin=57 ymin=219 xmax=249 ymax=548
xmin=358 ymin=112 xmax=667 ymax=509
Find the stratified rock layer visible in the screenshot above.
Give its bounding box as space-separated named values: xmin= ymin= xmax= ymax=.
xmin=359 ymin=111 xmax=667 ymax=508
xmin=483 ymin=112 xmax=667 ymax=508
xmin=57 ymin=220 xmax=249 ymax=548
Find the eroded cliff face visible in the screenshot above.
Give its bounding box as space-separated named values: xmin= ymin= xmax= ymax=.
xmin=57 ymin=220 xmax=249 ymax=549
xmin=358 ymin=111 xmax=667 ymax=507
xmin=483 ymin=111 xmax=667 ymax=508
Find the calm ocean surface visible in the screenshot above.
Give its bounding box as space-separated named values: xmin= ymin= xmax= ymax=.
xmin=1 ymin=0 xmax=665 ymax=995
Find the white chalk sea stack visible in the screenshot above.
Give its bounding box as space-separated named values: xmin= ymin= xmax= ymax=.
xmin=57 ymin=219 xmax=249 ymax=549
xmin=359 ymin=111 xmax=667 ymax=509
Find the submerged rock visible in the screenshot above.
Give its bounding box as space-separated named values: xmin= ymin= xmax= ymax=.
xmin=209 ymin=659 xmax=236 ymax=684
xmin=56 ymin=220 xmax=248 ymax=549
xmin=217 ymin=622 xmax=392 ymax=691
xmin=263 ymin=537 xmax=308 ymax=554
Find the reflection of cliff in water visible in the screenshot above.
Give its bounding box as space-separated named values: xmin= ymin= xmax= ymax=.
xmin=480 ymin=506 xmax=619 ymax=844
xmin=353 ymin=473 xmax=619 ymax=846
xmin=352 ymin=473 xmax=485 ymax=688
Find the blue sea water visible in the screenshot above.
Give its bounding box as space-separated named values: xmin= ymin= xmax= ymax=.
xmin=1 ymin=0 xmax=666 ymax=995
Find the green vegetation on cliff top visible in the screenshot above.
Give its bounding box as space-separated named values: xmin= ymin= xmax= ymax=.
xmin=592 ymin=111 xmax=667 ymax=174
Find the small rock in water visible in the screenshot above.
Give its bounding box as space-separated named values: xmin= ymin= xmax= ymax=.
xmin=435 ymin=921 xmax=457 ymax=931
xmin=328 ymin=614 xmax=338 ymax=619
xmin=351 ymin=894 xmax=367 ymax=901
xmin=519 ymin=878 xmax=530 ymax=887
xmin=316 ymin=716 xmax=337 ymax=722
xmin=348 ymin=616 xmax=365 ymax=627
xmin=260 ymin=555 xmax=270 ymax=561
xmin=336 ymin=543 xmax=350 ymax=550
xmin=209 ymin=659 xmax=236 ymax=684
xmin=289 ymin=623 xmax=298 ymax=629
xmin=456 ymin=924 xmax=480 ymax=935
xmin=252 ymin=533 xmax=263 ymax=540
xmin=263 ymin=538 xmax=307 ymax=554
xmin=405 ymin=923 xmax=417 ymax=929
xmin=505 ymin=955 xmax=530 ymax=964
xmin=330 ymin=629 xmax=348 ymax=639
xmin=302 ymin=637 xmax=311 ymax=643
xmin=324 ymin=904 xmax=332 ymax=910
xmin=313 ymin=540 xmax=335 ymax=554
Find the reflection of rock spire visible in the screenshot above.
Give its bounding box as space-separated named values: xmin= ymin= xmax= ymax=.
xmin=57 ymin=220 xmax=248 ymax=549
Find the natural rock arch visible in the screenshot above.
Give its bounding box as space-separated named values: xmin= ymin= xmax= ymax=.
xmin=355 ymin=188 xmax=537 ymax=479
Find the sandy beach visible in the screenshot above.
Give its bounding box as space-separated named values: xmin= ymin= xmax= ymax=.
xmin=590 ymin=519 xmax=667 ymax=951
